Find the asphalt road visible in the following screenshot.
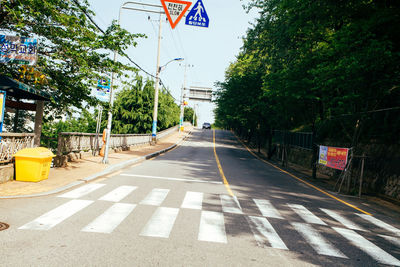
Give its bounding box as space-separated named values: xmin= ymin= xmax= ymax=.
xmin=1 ymin=129 xmax=399 ymax=266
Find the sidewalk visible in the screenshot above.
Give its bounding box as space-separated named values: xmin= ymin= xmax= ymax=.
xmin=0 ymin=127 xmax=193 ymax=198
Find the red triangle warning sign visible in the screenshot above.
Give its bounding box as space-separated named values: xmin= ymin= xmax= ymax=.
xmin=160 ymin=0 xmax=192 ymax=29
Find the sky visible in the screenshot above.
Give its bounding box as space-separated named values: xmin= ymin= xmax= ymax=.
xmin=87 ymin=0 xmax=259 ymax=126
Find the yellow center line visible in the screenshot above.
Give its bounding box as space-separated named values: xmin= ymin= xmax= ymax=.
xmin=232 ymin=131 xmax=372 ymax=216
xmin=213 ymin=129 xmax=235 ymax=197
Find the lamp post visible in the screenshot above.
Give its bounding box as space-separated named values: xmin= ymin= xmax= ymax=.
xmin=103 ymin=1 xmax=165 ymax=163
xmin=152 ymin=57 xmax=184 ymax=143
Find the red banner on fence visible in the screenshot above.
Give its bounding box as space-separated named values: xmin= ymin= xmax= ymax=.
xmin=318 ymin=146 xmax=349 ymax=171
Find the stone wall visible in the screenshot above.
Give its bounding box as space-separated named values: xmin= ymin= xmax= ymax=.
xmin=0 ymin=164 xmax=14 ymax=183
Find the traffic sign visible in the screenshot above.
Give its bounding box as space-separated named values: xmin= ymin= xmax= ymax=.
xmin=185 ymin=0 xmax=209 ymax=28
xmin=160 ymin=0 xmax=192 ymax=29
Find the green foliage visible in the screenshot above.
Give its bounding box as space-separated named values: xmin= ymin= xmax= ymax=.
xmin=183 ymin=107 xmax=195 ymax=124
xmin=0 ymin=0 xmax=143 ymax=119
xmin=215 ymin=0 xmax=400 ymax=146
xmin=111 ymin=76 xmax=179 ymax=134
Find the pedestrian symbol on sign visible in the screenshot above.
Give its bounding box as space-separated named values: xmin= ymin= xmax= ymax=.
xmin=185 ymin=0 xmax=209 ymax=28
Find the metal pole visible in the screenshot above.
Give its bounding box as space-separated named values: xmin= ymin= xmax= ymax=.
xmin=179 ymin=63 xmax=187 ymax=132
xmin=102 ymin=7 xmax=123 ymax=164
xmin=151 ymin=12 xmax=163 ymax=143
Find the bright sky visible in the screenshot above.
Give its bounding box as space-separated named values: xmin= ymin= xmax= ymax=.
xmin=87 ymin=0 xmax=259 ymax=126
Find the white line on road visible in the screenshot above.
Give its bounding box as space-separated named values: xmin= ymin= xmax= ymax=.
xmin=140 ymin=207 xmax=179 ymax=238
xmin=248 ymin=216 xmax=288 ymax=250
xmin=139 ymin=188 xmax=170 ymax=206
xmin=288 ymin=204 xmax=327 ymax=225
xmin=19 ymin=200 xmax=93 ymax=230
xmin=58 ymin=183 xmax=105 ymax=199
xmin=320 ymin=208 xmax=365 ymax=231
xmin=334 ymin=227 xmax=400 ymax=266
xmin=220 ymin=195 xmax=243 ymax=214
xmin=98 ymin=186 xmax=137 ymax=202
xmin=81 ymin=203 xmax=136 ymax=234
xmin=357 ymin=214 xmax=400 ymax=236
xmin=380 ymin=235 xmax=400 ymax=247
xmin=181 ymin=192 xmax=203 ymax=210
xmin=253 ymin=199 xmax=283 ymax=219
xmin=120 ymin=173 xmax=222 ymax=184
xmin=198 ymin=211 xmax=227 ymax=243
xmin=292 ymin=223 xmax=347 ymax=258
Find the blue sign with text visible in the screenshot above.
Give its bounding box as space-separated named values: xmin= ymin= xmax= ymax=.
xmin=185 ymin=0 xmax=209 ymax=28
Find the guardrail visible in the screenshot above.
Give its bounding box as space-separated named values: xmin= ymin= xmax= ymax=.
xmin=56 ymin=123 xmax=189 ymax=157
xmin=0 ymin=133 xmax=35 ymax=163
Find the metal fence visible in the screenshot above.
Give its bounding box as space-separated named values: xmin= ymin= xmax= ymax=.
xmin=0 ymin=133 xmax=35 ymax=163
xmin=273 ymin=130 xmax=313 ymax=150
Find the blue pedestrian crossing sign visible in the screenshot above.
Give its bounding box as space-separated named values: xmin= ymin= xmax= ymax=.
xmin=185 ymin=0 xmax=209 ymax=28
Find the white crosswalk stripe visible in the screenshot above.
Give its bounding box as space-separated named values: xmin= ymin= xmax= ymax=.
xmin=19 ymin=200 xmax=93 ymax=230
xmin=198 ymin=211 xmax=227 ymax=243
xmin=140 ymin=207 xmax=179 ymax=238
xmin=82 ymin=203 xmax=136 ymax=234
xmin=181 ymin=191 xmax=203 ymax=210
xmin=17 ymin=185 xmax=400 ymax=265
xmin=379 ymin=234 xmax=400 ymax=247
xmin=248 ymin=216 xmax=288 ymax=250
xmin=320 ymin=208 xmax=365 ymax=231
xmin=292 ymin=222 xmax=347 ymax=258
xmin=357 ymin=214 xmax=400 ymax=236
xmin=98 ymin=186 xmax=137 ymax=202
xmin=139 ymin=188 xmax=169 ymax=206
xmin=334 ymin=227 xmax=400 ymax=266
xmin=220 ymin=194 xmax=242 ymax=214
xmin=253 ymin=199 xmax=283 ymax=219
xmin=288 ymin=204 xmax=327 ymax=225
xmin=58 ymin=183 xmax=105 ymax=199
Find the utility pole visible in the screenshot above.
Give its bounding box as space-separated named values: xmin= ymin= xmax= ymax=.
xmin=151 ymin=12 xmax=163 ymax=143
xmin=102 ymin=6 xmax=123 ymax=164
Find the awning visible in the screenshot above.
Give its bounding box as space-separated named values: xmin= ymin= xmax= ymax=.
xmin=0 ymin=74 xmax=51 ymax=101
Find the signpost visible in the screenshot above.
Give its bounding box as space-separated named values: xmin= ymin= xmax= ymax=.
xmin=0 ymin=91 xmax=6 ymax=136
xmin=0 ymin=35 xmax=38 ymax=65
xmin=185 ymin=0 xmax=209 ymax=28
xmin=188 ymin=86 xmax=212 ymax=102
xmin=160 ymin=0 xmax=192 ymax=29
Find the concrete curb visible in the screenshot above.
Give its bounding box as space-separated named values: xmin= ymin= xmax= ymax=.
xmin=0 ymin=130 xmax=193 ymax=199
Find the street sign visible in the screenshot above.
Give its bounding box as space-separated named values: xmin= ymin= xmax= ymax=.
xmin=188 ymin=86 xmax=212 ymax=102
xmin=95 ymin=78 xmax=110 ymax=102
xmin=160 ymin=0 xmax=192 ymax=29
xmin=0 ymin=35 xmax=38 ymax=65
xmin=185 ymin=0 xmax=209 ymax=28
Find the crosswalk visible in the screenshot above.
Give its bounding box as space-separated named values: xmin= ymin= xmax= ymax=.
xmin=19 ymin=183 xmax=400 ymax=266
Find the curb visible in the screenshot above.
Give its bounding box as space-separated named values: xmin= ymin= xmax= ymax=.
xmin=0 ymin=130 xmax=193 ymax=199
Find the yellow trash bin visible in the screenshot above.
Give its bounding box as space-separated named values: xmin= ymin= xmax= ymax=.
xmin=14 ymin=147 xmax=55 ymax=182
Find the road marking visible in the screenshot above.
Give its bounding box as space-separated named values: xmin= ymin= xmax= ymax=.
xmin=248 ymin=216 xmax=288 ymax=250
xmin=139 ymin=188 xmax=170 ymax=206
xmin=82 ymin=203 xmax=136 ymax=234
xmin=379 ymin=235 xmax=400 ymax=247
xmin=58 ymin=183 xmax=105 ymax=199
xmin=220 ymin=194 xmax=243 ymax=214
xmin=19 ymin=200 xmax=93 ymax=230
xmin=288 ymin=204 xmax=327 ymax=225
xmin=357 ymin=214 xmax=400 ymax=236
xmin=233 ymin=132 xmax=372 ymax=215
xmin=181 ymin=191 xmax=203 ymax=210
xmin=320 ymin=208 xmax=365 ymax=231
xmin=120 ymin=173 xmax=222 ymax=185
xmin=253 ymin=199 xmax=284 ymax=219
xmin=213 ymin=130 xmax=235 ymax=197
xmin=98 ymin=186 xmax=137 ymax=202
xmin=140 ymin=207 xmax=179 ymax=238
xmin=198 ymin=211 xmax=227 ymax=243
xmin=334 ymin=227 xmax=400 ymax=266
xmin=292 ymin=223 xmax=347 ymax=258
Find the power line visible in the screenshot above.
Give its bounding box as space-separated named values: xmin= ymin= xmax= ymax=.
xmin=71 ymin=0 xmax=178 ymax=102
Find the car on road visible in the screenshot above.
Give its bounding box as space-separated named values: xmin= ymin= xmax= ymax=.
xmin=202 ymin=122 xmax=211 ymax=129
